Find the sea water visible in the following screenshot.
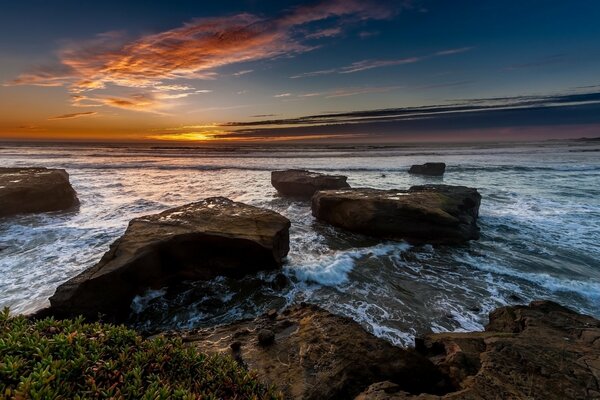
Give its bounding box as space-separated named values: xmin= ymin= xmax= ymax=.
xmin=0 ymin=140 xmax=599 ymax=345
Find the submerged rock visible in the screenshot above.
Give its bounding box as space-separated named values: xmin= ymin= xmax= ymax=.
xmin=311 ymin=184 xmax=481 ymax=244
xmin=357 ymin=300 xmax=600 ymax=399
xmin=181 ymin=304 xmax=451 ymax=399
xmin=0 ymin=167 xmax=79 ymax=217
xmin=408 ymin=162 xmax=446 ymax=176
xmin=271 ymin=169 xmax=350 ymax=197
xmin=47 ymin=197 xmax=290 ymax=321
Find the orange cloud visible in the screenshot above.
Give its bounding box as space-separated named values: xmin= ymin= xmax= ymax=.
xmin=48 ymin=111 xmax=98 ymax=120
xmin=7 ymin=0 xmax=396 ymax=111
xmin=99 ymin=94 xmax=159 ymax=111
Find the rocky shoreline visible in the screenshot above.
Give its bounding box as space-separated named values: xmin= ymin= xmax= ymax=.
xmin=169 ymin=300 xmax=600 ymax=399
xmin=4 ymin=166 xmax=599 ymax=399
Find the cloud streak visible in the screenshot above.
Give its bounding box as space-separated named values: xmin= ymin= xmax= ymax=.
xmin=47 ymin=111 xmax=98 ymax=120
xmin=295 ymin=85 xmax=404 ymax=98
xmin=219 ymin=90 xmax=600 ymax=132
xmin=290 ymin=47 xmax=473 ymax=78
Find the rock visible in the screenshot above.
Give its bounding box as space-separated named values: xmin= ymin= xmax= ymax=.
xmin=183 ymin=304 xmax=451 ymax=399
xmin=0 ymin=167 xmax=79 ymax=217
xmin=311 ymin=185 xmax=481 ymax=244
xmin=271 ymin=169 xmax=350 ymax=197
xmin=356 ymin=300 xmax=600 ymax=400
xmin=257 ymin=329 xmax=275 ymax=346
xmin=47 ymin=197 xmax=291 ymax=321
xmin=408 ymin=163 xmax=446 ymax=176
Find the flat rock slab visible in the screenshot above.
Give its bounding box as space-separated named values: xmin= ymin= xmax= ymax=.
xmin=271 ymin=169 xmax=350 ymax=197
xmin=357 ymin=300 xmax=600 ymax=400
xmin=311 ymin=184 xmax=481 ymax=244
xmin=180 ymin=304 xmax=450 ymax=399
xmin=0 ymin=167 xmax=79 ymax=217
xmin=408 ymin=163 xmax=446 ymax=176
xmin=48 ymin=197 xmax=290 ymax=321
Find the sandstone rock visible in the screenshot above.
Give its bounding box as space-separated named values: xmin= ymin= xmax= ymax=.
xmin=356 ymin=300 xmax=600 ymax=400
xmin=0 ymin=167 xmax=79 ymax=217
xmin=408 ymin=184 xmax=481 ymax=220
xmin=271 ymin=169 xmax=350 ymax=197
xmin=311 ymin=185 xmax=481 ymax=244
xmin=47 ymin=197 xmax=290 ymax=321
xmin=408 ymin=163 xmax=446 ymax=176
xmin=183 ymin=304 xmax=451 ymax=399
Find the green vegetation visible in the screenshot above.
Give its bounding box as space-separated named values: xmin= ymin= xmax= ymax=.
xmin=0 ymin=309 xmax=281 ymax=399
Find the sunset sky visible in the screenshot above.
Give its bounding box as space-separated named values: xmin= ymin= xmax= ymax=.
xmin=1 ymin=0 xmax=600 ymax=142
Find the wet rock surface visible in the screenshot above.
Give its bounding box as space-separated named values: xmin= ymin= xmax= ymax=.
xmin=408 ymin=163 xmax=446 ymax=176
xmin=46 ymin=197 xmax=290 ymax=321
xmin=180 ymin=304 xmax=451 ymax=400
xmin=271 ymin=169 xmax=350 ymax=197
xmin=357 ymin=300 xmax=600 ymax=399
xmin=0 ymin=167 xmax=79 ymax=217
xmin=311 ymin=184 xmax=481 ymax=244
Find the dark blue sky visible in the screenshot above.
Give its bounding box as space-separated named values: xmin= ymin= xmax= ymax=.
xmin=1 ymin=0 xmax=599 ymax=141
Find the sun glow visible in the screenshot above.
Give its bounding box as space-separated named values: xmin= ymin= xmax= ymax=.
xmin=145 ymin=131 xmax=364 ymax=142
xmin=145 ymin=130 xmax=228 ymax=141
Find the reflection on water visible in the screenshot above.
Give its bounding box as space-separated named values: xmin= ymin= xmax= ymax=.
xmin=0 ymin=141 xmax=599 ymax=345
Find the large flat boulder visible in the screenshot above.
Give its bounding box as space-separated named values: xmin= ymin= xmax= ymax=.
xmin=408 ymin=163 xmax=446 ymax=176
xmin=311 ymin=184 xmax=481 ymax=244
xmin=356 ymin=301 xmax=600 ymax=399
xmin=0 ymin=167 xmax=79 ymax=217
xmin=271 ymin=169 xmax=350 ymax=197
xmin=181 ymin=304 xmax=451 ymax=399
xmin=48 ymin=197 xmax=291 ymax=321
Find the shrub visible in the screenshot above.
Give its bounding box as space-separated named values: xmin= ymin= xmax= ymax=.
xmin=0 ymin=308 xmax=281 ymax=399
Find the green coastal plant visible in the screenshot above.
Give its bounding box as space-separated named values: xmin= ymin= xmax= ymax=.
xmin=0 ymin=308 xmax=281 ymax=399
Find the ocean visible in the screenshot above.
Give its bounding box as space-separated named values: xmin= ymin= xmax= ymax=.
xmin=0 ymin=140 xmax=599 ymax=346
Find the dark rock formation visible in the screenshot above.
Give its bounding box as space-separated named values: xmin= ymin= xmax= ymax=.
xmin=257 ymin=329 xmax=275 ymax=346
xmin=47 ymin=197 xmax=290 ymax=321
xmin=0 ymin=167 xmax=79 ymax=217
xmin=408 ymin=163 xmax=446 ymax=176
xmin=271 ymin=169 xmax=350 ymax=197
xmin=181 ymin=304 xmax=451 ymax=400
xmin=356 ymin=300 xmax=600 ymax=400
xmin=311 ymin=184 xmax=481 ymax=244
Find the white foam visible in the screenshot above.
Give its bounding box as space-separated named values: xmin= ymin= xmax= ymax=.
xmin=287 ymin=243 xmax=409 ymax=286
xmin=455 ymin=252 xmax=600 ymax=301
xmin=131 ymin=288 xmax=167 ymax=313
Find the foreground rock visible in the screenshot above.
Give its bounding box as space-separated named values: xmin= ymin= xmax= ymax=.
xmin=357 ymin=300 xmax=600 ymax=400
xmin=181 ymin=304 xmax=451 ymax=399
xmin=312 ymin=184 xmax=481 ymax=244
xmin=408 ymin=163 xmax=446 ymax=176
xmin=271 ymin=169 xmax=350 ymax=197
xmin=0 ymin=167 xmax=79 ymax=217
xmin=47 ymin=197 xmax=290 ymax=321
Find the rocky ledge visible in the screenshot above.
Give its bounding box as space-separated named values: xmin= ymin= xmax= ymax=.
xmin=47 ymin=197 xmax=290 ymax=321
xmin=358 ymin=300 xmax=600 ymax=400
xmin=312 ymin=184 xmax=481 ymax=244
xmin=271 ymin=169 xmax=350 ymax=197
xmin=0 ymin=167 xmax=79 ymax=217
xmin=179 ymin=304 xmax=451 ymax=400
xmin=408 ymin=163 xmax=446 ymax=176
xmin=178 ymin=301 xmax=600 ymax=400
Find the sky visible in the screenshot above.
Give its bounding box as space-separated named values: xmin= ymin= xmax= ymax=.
xmin=1 ymin=0 xmax=599 ymax=143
